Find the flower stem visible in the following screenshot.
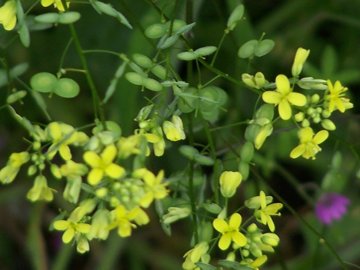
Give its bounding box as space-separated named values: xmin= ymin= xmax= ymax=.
xmin=69 ymin=24 xmax=106 ymax=126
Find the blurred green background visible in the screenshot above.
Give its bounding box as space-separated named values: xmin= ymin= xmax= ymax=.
xmin=1 ymin=0 xmax=360 ymax=269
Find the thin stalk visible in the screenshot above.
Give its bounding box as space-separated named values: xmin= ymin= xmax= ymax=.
xmin=69 ymin=24 xmax=106 ymax=126
xmin=210 ymin=31 xmax=227 ymax=67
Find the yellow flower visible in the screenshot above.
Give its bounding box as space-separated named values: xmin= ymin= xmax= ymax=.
xmin=88 ymin=209 xmax=111 ymax=240
xmin=254 ymin=124 xmax=273 ymax=150
xmin=41 ymin=0 xmax=69 ymax=12
xmin=163 ymin=115 xmax=186 ymax=141
xmin=290 ymin=127 xmax=329 ymax=160
xmin=241 ymin=255 xmax=268 ymax=270
xmin=53 ymin=219 xmax=91 ymax=244
xmin=117 ymin=134 xmax=142 ymax=159
xmin=219 ymin=171 xmax=242 ymax=198
xmin=133 ymin=168 xmax=168 ymax=208
xmin=109 ymin=205 xmax=149 ymax=237
xmin=253 ymin=191 xmax=282 ymax=232
xmin=0 ymin=0 xmax=17 ymax=31
xmin=262 ymin=74 xmax=307 ymax=120
xmin=182 ymin=242 xmax=210 ymax=270
xmin=46 ymin=122 xmax=88 ymax=161
xmin=83 ymin=144 xmax=125 ymax=185
xmin=144 ymin=127 xmax=166 ymax=156
xmin=213 ymin=213 xmax=247 ymax=250
xmin=0 ymin=152 xmax=29 ymax=184
xmin=26 ymin=175 xmax=54 ymax=202
xmin=325 ymin=80 xmax=353 ymax=113
xmin=291 ymin=48 xmax=310 ymax=77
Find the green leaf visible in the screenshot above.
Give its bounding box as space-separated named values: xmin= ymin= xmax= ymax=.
xmin=18 ymin=23 xmax=30 ymax=47
xmin=30 ymin=72 xmax=57 ymax=93
xmin=145 ymin=23 xmax=167 ymax=39
xmin=92 ymin=1 xmax=132 ymax=29
xmin=254 ymin=39 xmax=275 ymax=57
xmin=143 ymin=78 xmax=163 ymax=91
xmin=227 ymin=4 xmax=244 ymax=31
xmin=238 ymin=40 xmax=258 ymax=58
xmin=103 ymin=62 xmax=126 ymax=103
xmin=179 ymin=145 xmax=199 ymax=159
xmin=125 ymin=72 xmax=145 ymax=86
xmin=10 ymin=62 xmax=29 ymax=78
xmin=195 ymin=46 xmax=217 ymax=57
xmin=34 ymin=13 xmax=60 ymax=24
xmin=58 ymin=12 xmax=81 ymax=24
xmin=177 ymin=51 xmax=198 ymax=61
xmin=54 ymin=78 xmax=80 ymax=98
xmin=132 ymin=54 xmax=153 ymax=69
xmin=194 ymin=154 xmax=214 ymax=166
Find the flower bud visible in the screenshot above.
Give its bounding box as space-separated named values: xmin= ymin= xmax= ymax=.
xmin=294 ymin=112 xmax=304 ymax=122
xmin=254 ymin=72 xmax=266 ymax=88
xmin=163 ymin=115 xmax=186 ymax=141
xmin=242 ymin=73 xmax=256 ymax=88
xmin=261 ymin=233 xmax=280 ymax=247
xmin=321 ymin=119 xmax=336 ymax=131
xmin=219 ymin=171 xmax=242 ymax=198
xmin=292 ymin=47 xmax=310 ymax=77
xmin=163 ymin=207 xmax=191 ymax=224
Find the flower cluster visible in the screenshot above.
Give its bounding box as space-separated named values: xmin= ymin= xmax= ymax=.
xmin=243 ymin=47 xmax=353 ymax=160
xmin=0 ymin=119 xmax=175 ymax=253
xmin=180 ymin=172 xmax=282 ymax=269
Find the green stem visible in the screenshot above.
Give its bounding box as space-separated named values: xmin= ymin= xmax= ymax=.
xmin=69 ymin=24 xmax=106 ymax=125
xmin=274 ymin=162 xmax=315 ymax=205
xmin=188 ymin=160 xmax=199 ymax=243
xmin=210 ymin=31 xmax=227 ymax=67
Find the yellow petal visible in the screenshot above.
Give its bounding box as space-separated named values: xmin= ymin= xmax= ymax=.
xmin=101 ymin=144 xmax=117 ymax=164
xmin=232 ymin=231 xmax=247 ymax=247
xmin=87 ymin=168 xmax=104 ymax=185
xmin=275 ymin=75 xmax=290 ymax=95
xmin=59 ymin=145 xmax=72 ymax=161
xmin=287 ymin=92 xmax=307 ymax=107
xmin=213 ymin=218 xmax=228 ymax=233
xmin=298 ymin=127 xmax=314 ymax=142
xmin=105 ymin=164 xmax=125 ymax=179
xmin=76 ymin=223 xmax=91 ymax=234
xmin=218 ymin=234 xmax=232 ymax=250
xmin=262 ymin=91 xmax=282 ymax=104
xmin=41 ymin=0 xmax=53 ymax=7
xmin=229 ymin=213 xmax=242 ymax=229
xmin=53 ymin=220 xmax=69 ymax=231
xmin=83 ymin=151 xmax=101 ymax=167
xmin=62 ymin=228 xmax=75 ymax=243
xmin=278 ymin=100 xmax=291 ymax=120
xmin=290 ymin=144 xmax=305 ymax=159
xmin=313 ymin=130 xmax=329 ymax=144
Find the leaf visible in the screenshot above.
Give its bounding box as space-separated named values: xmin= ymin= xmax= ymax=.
xmin=227 ymin=4 xmax=245 ymax=31
xmin=35 ymin=13 xmax=60 ymax=24
xmin=58 ymin=12 xmax=81 ymax=24
xmin=238 ymin=40 xmax=258 ymax=59
xmin=54 ymin=78 xmax=80 ymax=98
xmin=10 ymin=62 xmax=29 ymax=78
xmin=145 ymin=23 xmax=167 ymax=39
xmin=254 ymin=39 xmax=275 ymax=57
xmin=103 ymin=62 xmax=127 ymax=103
xmin=92 ymin=1 xmax=132 ymax=29
xmin=195 ymin=46 xmax=217 ymax=57
xmin=30 ymin=72 xmax=57 ymax=93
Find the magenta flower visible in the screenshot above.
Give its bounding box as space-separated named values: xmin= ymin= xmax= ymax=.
xmin=315 ymin=193 xmax=350 ymax=225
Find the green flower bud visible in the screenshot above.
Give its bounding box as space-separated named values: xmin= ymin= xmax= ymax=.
xmin=27 ymin=165 xmax=37 ymax=176
xmin=261 ymin=233 xmax=280 ymax=246
xmin=240 ymin=142 xmax=254 ymax=163
xmin=219 ymin=171 xmax=242 ymax=198
xmin=301 ymin=119 xmax=310 ymax=127
xmin=50 ymin=164 xmax=62 ymax=179
xmin=311 ymin=94 xmax=320 ymax=103
xmin=163 ymin=207 xmax=191 ymax=225
xmin=242 ymin=73 xmax=256 ymax=88
xmin=238 ymin=161 xmax=249 ymax=180
xmin=294 ymin=112 xmax=304 ymax=122
xmin=322 ymin=110 xmax=331 ymax=118
xmin=321 ymin=119 xmax=336 ymax=131
xmin=291 ymin=47 xmax=310 ymax=77
xmin=254 ymin=72 xmax=266 ymax=88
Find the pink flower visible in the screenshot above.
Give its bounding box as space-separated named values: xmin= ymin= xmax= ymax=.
xmin=315 ymin=193 xmax=350 ymax=225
